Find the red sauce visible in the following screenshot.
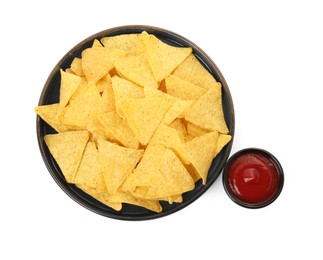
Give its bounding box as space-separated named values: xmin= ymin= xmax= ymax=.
xmin=225 ymin=150 xmax=281 ymax=205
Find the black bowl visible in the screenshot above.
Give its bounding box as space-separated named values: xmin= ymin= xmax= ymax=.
xmin=36 ymin=25 xmax=235 ymax=220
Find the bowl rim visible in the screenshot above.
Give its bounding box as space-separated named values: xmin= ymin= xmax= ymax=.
xmin=36 ymin=25 xmax=235 ymax=220
xmin=222 ymin=147 xmax=284 ymax=209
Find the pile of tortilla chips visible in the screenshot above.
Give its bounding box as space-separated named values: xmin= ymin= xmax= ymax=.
xmin=35 ymin=31 xmax=232 ymax=213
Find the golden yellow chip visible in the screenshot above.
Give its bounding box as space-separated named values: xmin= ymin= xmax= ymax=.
xmin=149 ymin=124 xmax=182 ymax=152
xmin=159 ymin=194 xmax=183 ymax=204
xmin=162 ymin=98 xmax=192 ymax=125
xmin=165 ymin=75 xmax=206 ymax=101
xmin=101 ymin=34 xmax=141 ymax=55
xmin=186 ymin=122 xmax=209 ymax=141
xmin=179 ymin=131 xmax=219 ymax=184
xmin=111 ymin=75 xmax=144 ymax=118
xmin=169 ymin=119 xmax=189 ymax=143
xmin=97 ymin=111 xmax=139 ymax=149
xmin=92 ymin=39 xmax=102 ymax=47
xmin=184 ymin=84 xmax=229 ymax=133
xmin=60 ymin=82 xmax=105 ymax=129
xmin=77 ymin=184 xmax=122 ymax=211
xmin=172 ymin=53 xmax=219 ymax=90
xmin=114 ymin=53 xmax=157 ymax=89
xmin=59 ymin=69 xmax=83 ymax=108
xmin=120 ymin=97 xmax=174 ymax=145
xmin=101 ymin=78 xmax=116 ymax=113
xmin=74 ymin=141 xmax=100 ymax=188
xmin=35 ymin=103 xmax=69 ymax=133
xmin=82 ymin=46 xmax=114 ymax=83
xmin=126 ymin=145 xmax=194 ymax=199
xmin=144 ymin=87 xmax=192 ymax=125
xmin=98 ymin=140 xmax=144 ymax=194
xmin=141 ymin=31 xmax=192 ymax=82
xmin=108 ymin=191 xmax=162 ymax=213
xmin=44 ymin=130 xmax=89 ymax=183
xmin=96 ymin=73 xmax=112 ymax=93
xmin=215 ymin=134 xmax=232 ymax=157
xmin=69 ymin=57 xmax=84 ymax=77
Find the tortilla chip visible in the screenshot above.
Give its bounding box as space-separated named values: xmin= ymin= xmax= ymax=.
xmin=96 ymin=73 xmax=112 ymax=93
xmin=101 ymin=34 xmax=141 ymax=55
xmin=184 ymin=85 xmax=229 ymax=133
xmin=60 ymin=82 xmax=106 ymax=129
xmin=98 ymin=140 xmax=144 ymax=194
xmin=77 ymin=184 xmax=122 ymax=211
xmin=144 ymin=87 xmax=192 ymax=125
xmin=172 ymin=53 xmax=219 ymax=90
xmin=131 ymin=145 xmax=194 ymax=198
xmin=179 ymin=131 xmax=219 ymax=184
xmin=149 ymin=124 xmax=182 ymax=150
xmin=101 ymin=78 xmax=116 ymax=113
xmin=114 ymin=52 xmax=157 ymax=89
xmin=215 ymin=134 xmax=232 ymax=157
xmin=120 ymin=97 xmax=174 ymax=145
xmin=44 ymin=130 xmax=89 ymax=183
xmin=111 ymin=75 xmax=144 ymax=118
xmin=169 ymin=119 xmax=189 ymax=143
xmin=34 ymin=103 xmax=69 ymax=132
xmin=59 ymin=69 xmax=83 ymax=108
xmin=186 ymin=122 xmax=209 ymax=141
xmin=159 ymin=194 xmax=183 ymax=204
xmin=74 ymin=141 xmax=100 ymax=188
xmin=165 ymin=75 xmax=206 ymax=101
xmin=92 ymin=39 xmax=102 ymax=47
xmin=97 ymin=111 xmax=139 ymax=149
xmin=141 ymin=31 xmax=192 ymax=82
xmin=69 ymin=57 xmax=84 ymax=77
xmin=108 ymin=191 xmax=162 ymax=213
xmin=82 ymin=46 xmax=114 ymax=83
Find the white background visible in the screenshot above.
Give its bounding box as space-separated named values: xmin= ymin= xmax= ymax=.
xmin=1 ymin=0 xmax=322 ymax=259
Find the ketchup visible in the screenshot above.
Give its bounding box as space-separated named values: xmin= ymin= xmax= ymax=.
xmin=223 ymin=149 xmax=284 ymax=208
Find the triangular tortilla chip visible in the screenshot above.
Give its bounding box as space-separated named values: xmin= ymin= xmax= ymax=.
xmin=92 ymin=39 xmax=102 ymax=47
xmin=165 ymin=74 xmax=206 ymax=101
xmin=101 ymin=78 xmax=116 ymax=113
xmin=126 ymin=145 xmax=194 ymax=199
xmin=144 ymin=86 xmax=192 ymax=125
xmin=44 ymin=130 xmax=89 ymax=183
xmin=169 ymin=119 xmax=189 ymax=143
xmin=101 ymin=34 xmax=141 ymax=55
xmin=114 ymin=53 xmax=157 ymax=89
xmin=159 ymin=194 xmax=183 ymax=204
xmin=184 ymin=85 xmax=229 ymax=133
xmin=172 ymin=53 xmax=219 ymax=90
xmin=35 ymin=103 xmax=69 ymax=132
xmin=111 ymin=75 xmax=144 ymax=118
xmin=76 ymin=184 xmax=122 ymax=211
xmin=108 ymin=191 xmax=162 ymax=213
xmin=60 ymin=82 xmax=106 ymax=129
xmin=69 ymin=57 xmax=84 ymax=77
xmin=215 ymin=134 xmax=232 ymax=157
xmin=149 ymin=124 xmax=182 ymax=152
xmin=120 ymin=98 xmax=174 ymax=145
xmin=98 ymin=140 xmax=144 ymax=194
xmin=82 ymin=46 xmax=114 ymax=83
xmin=74 ymin=141 xmax=100 ymax=188
xmin=96 ymin=73 xmax=112 ymax=93
xmin=97 ymin=111 xmax=139 ymax=149
xmin=59 ymin=69 xmax=83 ymax=108
xmin=179 ymin=131 xmax=219 ymax=184
xmin=186 ymin=122 xmax=209 ymax=141
xmin=141 ymin=31 xmax=192 ymax=82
